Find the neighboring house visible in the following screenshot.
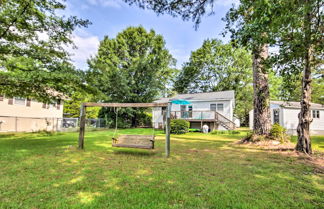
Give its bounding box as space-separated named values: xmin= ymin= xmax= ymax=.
xmin=249 ymin=101 xmax=324 ymax=135
xmin=0 ymin=96 xmax=64 ymax=132
xmin=153 ymin=90 xmax=237 ymax=131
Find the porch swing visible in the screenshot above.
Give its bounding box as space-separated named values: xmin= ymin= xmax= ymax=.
xmin=111 ymin=107 xmax=155 ymax=149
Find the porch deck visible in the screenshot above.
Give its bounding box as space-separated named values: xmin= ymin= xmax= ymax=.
xmin=169 ymin=111 xmax=236 ymax=130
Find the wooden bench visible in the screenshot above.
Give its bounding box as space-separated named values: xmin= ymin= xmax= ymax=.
xmin=112 ymin=135 xmax=155 ymax=149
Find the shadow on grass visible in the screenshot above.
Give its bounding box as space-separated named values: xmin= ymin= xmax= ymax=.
xmin=113 ymin=149 xmax=157 ymax=157
xmin=171 ymin=135 xmax=234 ymax=144
xmin=1 ymin=130 xmax=324 ymax=208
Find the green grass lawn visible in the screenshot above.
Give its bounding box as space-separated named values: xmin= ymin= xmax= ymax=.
xmin=290 ymin=135 xmax=324 ymax=152
xmin=0 ymin=129 xmax=323 ymax=209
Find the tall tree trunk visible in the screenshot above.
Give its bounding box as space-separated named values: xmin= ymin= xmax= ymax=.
xmin=253 ymin=44 xmax=271 ymax=135
xmin=296 ymin=1 xmax=312 ymax=154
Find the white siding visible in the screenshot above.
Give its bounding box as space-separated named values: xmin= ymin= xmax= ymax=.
xmin=249 ymin=106 xmax=324 ymax=135
xmin=249 ymin=110 xmax=253 ymax=129
xmin=282 ymin=108 xmax=299 ymax=132
xmin=283 ymin=108 xmax=324 ymax=135
xmin=0 ymin=97 xmax=63 ymax=118
xmin=152 ymin=99 xmax=234 ymax=129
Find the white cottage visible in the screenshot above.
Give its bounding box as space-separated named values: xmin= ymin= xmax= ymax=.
xmin=153 ymin=91 xmax=237 ymax=131
xmin=249 ymin=101 xmax=324 ymax=135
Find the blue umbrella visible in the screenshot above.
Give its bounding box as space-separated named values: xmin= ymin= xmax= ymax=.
xmin=170 ymin=99 xmax=191 ymax=105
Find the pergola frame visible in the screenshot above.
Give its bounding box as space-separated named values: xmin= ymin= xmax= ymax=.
xmin=78 ymin=102 xmax=172 ymax=157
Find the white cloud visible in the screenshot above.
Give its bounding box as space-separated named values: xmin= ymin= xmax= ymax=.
xmin=168 ymin=45 xmax=190 ymax=68
xmin=215 ymin=0 xmax=240 ymax=7
xmin=67 ymin=30 xmax=100 ymax=70
xmin=86 ymin=0 xmax=125 ymax=8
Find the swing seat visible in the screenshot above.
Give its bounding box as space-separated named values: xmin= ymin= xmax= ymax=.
xmin=112 ymin=135 xmax=155 ymax=149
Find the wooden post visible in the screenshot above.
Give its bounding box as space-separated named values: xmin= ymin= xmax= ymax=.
xmin=15 ymin=117 xmax=18 ymax=132
xmin=165 ymin=102 xmax=171 ymax=157
xmin=200 ymin=112 xmax=203 ymax=130
xmin=78 ymin=104 xmax=86 ymax=149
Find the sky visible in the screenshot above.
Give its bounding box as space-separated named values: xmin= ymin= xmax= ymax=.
xmin=64 ymin=0 xmax=238 ymax=69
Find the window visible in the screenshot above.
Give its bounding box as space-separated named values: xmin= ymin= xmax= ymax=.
xmin=273 ymin=109 xmax=280 ymax=124
xmin=161 ymin=107 xmax=166 ymax=115
xmin=217 ymin=103 xmax=224 ymax=111
xmin=14 ymin=97 xmax=26 ymax=105
xmin=0 ymin=95 xmax=3 ymax=101
xmin=8 ymin=98 xmax=13 ymax=105
xmin=210 ymin=104 xmax=216 ymax=111
xmin=26 ymin=98 xmax=31 ymax=107
xmin=188 ymin=105 xmax=193 ymax=118
xmin=180 ymin=105 xmax=187 ymax=118
xmin=312 ymin=110 xmax=320 ymax=119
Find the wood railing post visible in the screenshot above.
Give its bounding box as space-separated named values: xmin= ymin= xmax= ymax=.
xmin=165 ymin=102 xmax=171 ymax=157
xmin=78 ymin=104 xmax=86 ymax=149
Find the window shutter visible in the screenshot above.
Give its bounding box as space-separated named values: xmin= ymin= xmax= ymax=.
xmin=26 ymin=99 xmax=31 ymax=107
xmin=8 ymin=98 xmax=13 ymax=105
xmin=42 ymin=103 xmax=46 ymax=108
xmin=57 ymin=100 xmax=61 ymax=110
xmin=0 ymin=95 xmax=3 ymax=101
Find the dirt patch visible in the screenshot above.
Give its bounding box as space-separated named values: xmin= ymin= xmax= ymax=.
xmin=235 ymin=140 xmax=324 ymax=173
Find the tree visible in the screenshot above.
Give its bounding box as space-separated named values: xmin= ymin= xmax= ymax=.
xmin=174 ymin=39 xmax=253 ymax=126
xmin=87 ymin=26 xmax=176 ymax=127
xmin=272 ymin=0 xmax=323 ymax=154
xmin=224 ymin=1 xmax=277 ymax=136
xmin=0 ymin=0 xmax=90 ymax=102
xmin=63 ymin=91 xmax=101 ymax=119
xmin=124 ymin=0 xmax=273 ymax=135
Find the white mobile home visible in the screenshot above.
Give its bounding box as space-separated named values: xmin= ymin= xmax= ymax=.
xmin=249 ymin=101 xmax=324 ymax=135
xmin=153 ymin=91 xmax=237 ymax=131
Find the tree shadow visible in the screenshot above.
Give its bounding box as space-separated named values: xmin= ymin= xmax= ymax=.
xmin=113 ymin=149 xmax=157 ymax=156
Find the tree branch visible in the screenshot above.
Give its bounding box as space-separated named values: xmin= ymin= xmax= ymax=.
xmin=0 ymin=1 xmax=30 ymax=39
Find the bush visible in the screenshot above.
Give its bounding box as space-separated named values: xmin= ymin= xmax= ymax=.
xmin=189 ymin=128 xmax=201 ymax=132
xmin=270 ymin=123 xmax=289 ymax=143
xmin=170 ymin=119 xmax=190 ymax=134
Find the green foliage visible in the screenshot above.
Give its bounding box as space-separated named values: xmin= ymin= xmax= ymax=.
xmin=0 ymin=0 xmax=90 ymax=102
xmin=170 ymin=119 xmax=189 ymax=134
xmin=63 ymin=91 xmax=101 ymax=119
xmin=270 ymin=123 xmax=289 ymax=143
xmin=87 ymin=26 xmax=176 ymax=127
xmin=312 ymin=75 xmax=324 ymax=105
xmin=174 ymin=39 xmax=253 ymax=126
xmin=269 ymin=70 xmax=283 ymax=100
xmin=211 ymin=130 xmax=240 ymax=135
xmin=189 ymin=128 xmax=201 ymax=132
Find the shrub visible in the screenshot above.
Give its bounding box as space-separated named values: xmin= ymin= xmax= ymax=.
xmin=189 ymin=128 xmax=201 ymax=132
xmin=170 ymin=119 xmax=190 ymax=134
xmin=270 ymin=123 xmax=289 ymax=143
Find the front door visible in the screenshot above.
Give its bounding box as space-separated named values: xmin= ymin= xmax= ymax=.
xmin=180 ymin=105 xmax=187 ymax=118
xmin=188 ymin=105 xmax=193 ymax=118
xmin=273 ymin=109 xmax=280 ymax=124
